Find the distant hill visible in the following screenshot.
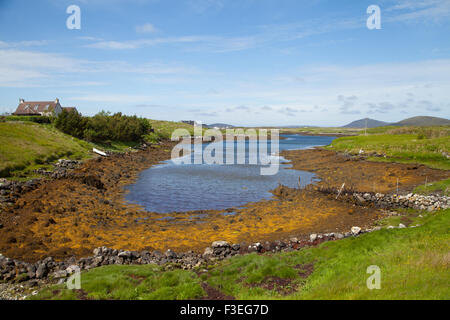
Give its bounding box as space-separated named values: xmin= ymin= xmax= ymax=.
xmin=342 ymin=118 xmax=390 ymax=128
xmin=206 ymin=123 xmax=235 ymax=129
xmin=393 ymin=116 xmax=450 ymax=127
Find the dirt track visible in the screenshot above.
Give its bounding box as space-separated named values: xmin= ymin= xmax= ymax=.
xmin=0 ymin=143 xmax=448 ymax=263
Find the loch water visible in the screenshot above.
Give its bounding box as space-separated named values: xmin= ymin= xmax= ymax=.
xmin=125 ymin=135 xmax=336 ymax=213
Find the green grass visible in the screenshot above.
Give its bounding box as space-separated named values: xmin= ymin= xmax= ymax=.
xmin=0 ymin=122 xmax=93 ymax=178
xmin=0 ymin=121 xmax=159 ymax=179
xmin=414 ymin=178 xmax=450 ymax=196
xmin=278 ymin=127 xmax=361 ymax=135
xmin=206 ymin=209 xmax=449 ymax=300
xmin=30 ymin=264 xmax=204 ymax=300
xmin=30 ymin=209 xmax=450 ymax=300
xmin=145 ymin=120 xmax=196 ymax=143
xmin=328 ymin=126 xmax=450 ymax=170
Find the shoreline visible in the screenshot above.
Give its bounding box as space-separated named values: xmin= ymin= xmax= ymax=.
xmin=0 ymin=137 xmax=449 ymax=265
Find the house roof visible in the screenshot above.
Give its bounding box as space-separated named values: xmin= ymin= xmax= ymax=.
xmin=14 ymin=101 xmax=59 ymax=115
xmin=63 ymin=107 xmax=78 ymax=113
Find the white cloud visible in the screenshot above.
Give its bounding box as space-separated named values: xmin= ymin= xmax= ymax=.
xmin=386 ymin=0 xmax=450 ymax=23
xmin=188 ymin=0 xmax=224 ymax=13
xmin=77 ymin=36 xmax=104 ymax=41
xmin=0 ymin=49 xmax=198 ymax=87
xmin=0 ymin=40 xmax=50 ymax=48
xmin=136 ymin=23 xmax=158 ymax=34
xmin=86 ymin=36 xmax=217 ymax=49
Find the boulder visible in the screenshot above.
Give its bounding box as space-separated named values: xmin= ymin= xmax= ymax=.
xmin=211 ymin=241 xmax=230 ymax=248
xmin=118 ymin=251 xmax=132 ymax=259
xmin=231 ymin=244 xmax=240 ymax=251
xmin=351 ymin=226 xmax=361 ymax=235
xmin=35 ymin=264 xmax=48 ymax=279
xmin=165 ymin=249 xmax=178 ymax=259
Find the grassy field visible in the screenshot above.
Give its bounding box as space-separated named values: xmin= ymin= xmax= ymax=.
xmin=146 ymin=120 xmax=196 ymax=142
xmin=414 ymin=178 xmax=450 ymax=196
xmin=279 ymin=127 xmax=362 ymax=135
xmin=328 ymin=126 xmax=450 ymax=170
xmin=0 ymin=122 xmax=92 ymax=178
xmin=30 ymin=208 xmax=450 ymax=300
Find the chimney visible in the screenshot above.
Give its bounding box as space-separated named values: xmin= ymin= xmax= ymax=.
xmin=19 ymin=98 xmax=25 ymax=104
xmin=55 ymin=98 xmax=59 ymax=104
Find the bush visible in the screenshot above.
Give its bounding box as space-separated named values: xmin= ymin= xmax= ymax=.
xmin=84 ymin=111 xmax=151 ymax=143
xmin=54 ymin=110 xmax=151 ymax=143
xmin=54 ymin=109 xmax=88 ymax=139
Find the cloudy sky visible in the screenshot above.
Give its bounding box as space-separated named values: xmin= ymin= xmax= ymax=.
xmin=0 ymin=0 xmax=449 ymax=126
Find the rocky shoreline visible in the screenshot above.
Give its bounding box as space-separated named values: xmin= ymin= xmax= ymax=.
xmin=4 ymin=189 xmax=447 ymax=295
xmin=1 ymin=141 xmax=449 ymax=299
xmin=0 ymin=212 xmax=420 ymax=300
xmin=351 ymin=192 xmax=450 ymax=211
xmin=0 ymin=159 xmax=82 ymax=207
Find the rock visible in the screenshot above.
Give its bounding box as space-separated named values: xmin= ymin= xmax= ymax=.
xmin=248 ymin=243 xmax=263 ymax=253
xmin=130 ymin=251 xmax=140 ymax=260
xmin=165 ymin=249 xmax=177 ymax=259
xmin=334 ymin=233 xmax=344 ymax=239
xmin=355 ymin=194 xmax=365 ymax=203
xmin=91 ymin=256 xmax=103 ymax=267
xmin=52 ymin=270 xmax=68 ymax=279
xmin=398 ymin=223 xmax=406 ymax=229
xmin=118 ymin=251 xmax=131 ymax=259
xmin=231 ymin=244 xmax=240 ymax=251
xmin=351 ymin=226 xmax=361 ymax=236
xmin=211 ymin=241 xmax=230 ymax=248
xmin=289 ymin=237 xmax=298 ymax=243
xmin=309 ymin=234 xmax=318 ymax=242
xmin=66 ymin=265 xmax=79 ymax=274
xmin=35 ymin=264 xmax=48 ymax=279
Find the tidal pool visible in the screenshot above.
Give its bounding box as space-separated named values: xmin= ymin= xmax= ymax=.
xmin=125 ymin=135 xmax=336 ymax=213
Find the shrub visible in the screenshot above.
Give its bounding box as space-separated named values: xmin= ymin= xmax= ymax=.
xmin=54 ymin=110 xmax=151 ymax=143
xmin=54 ymin=109 xmax=88 ymax=139
xmin=5 ymin=115 xmax=52 ymax=124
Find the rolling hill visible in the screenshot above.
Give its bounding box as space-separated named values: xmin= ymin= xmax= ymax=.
xmin=393 ymin=116 xmax=450 ymax=127
xmin=342 ymin=118 xmax=390 ymax=128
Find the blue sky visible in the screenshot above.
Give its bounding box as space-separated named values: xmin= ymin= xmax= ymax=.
xmin=0 ymin=0 xmax=449 ymax=126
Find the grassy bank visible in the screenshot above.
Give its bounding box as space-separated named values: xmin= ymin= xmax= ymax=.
xmin=279 ymin=127 xmax=361 ymax=136
xmin=30 ymin=208 xmax=450 ymax=300
xmin=0 ymin=122 xmax=92 ymax=178
xmin=414 ymin=178 xmax=450 ymax=196
xmin=0 ymin=118 xmax=196 ymax=179
xmin=146 ymin=120 xmax=196 ymax=142
xmin=328 ymin=126 xmax=450 ymax=170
